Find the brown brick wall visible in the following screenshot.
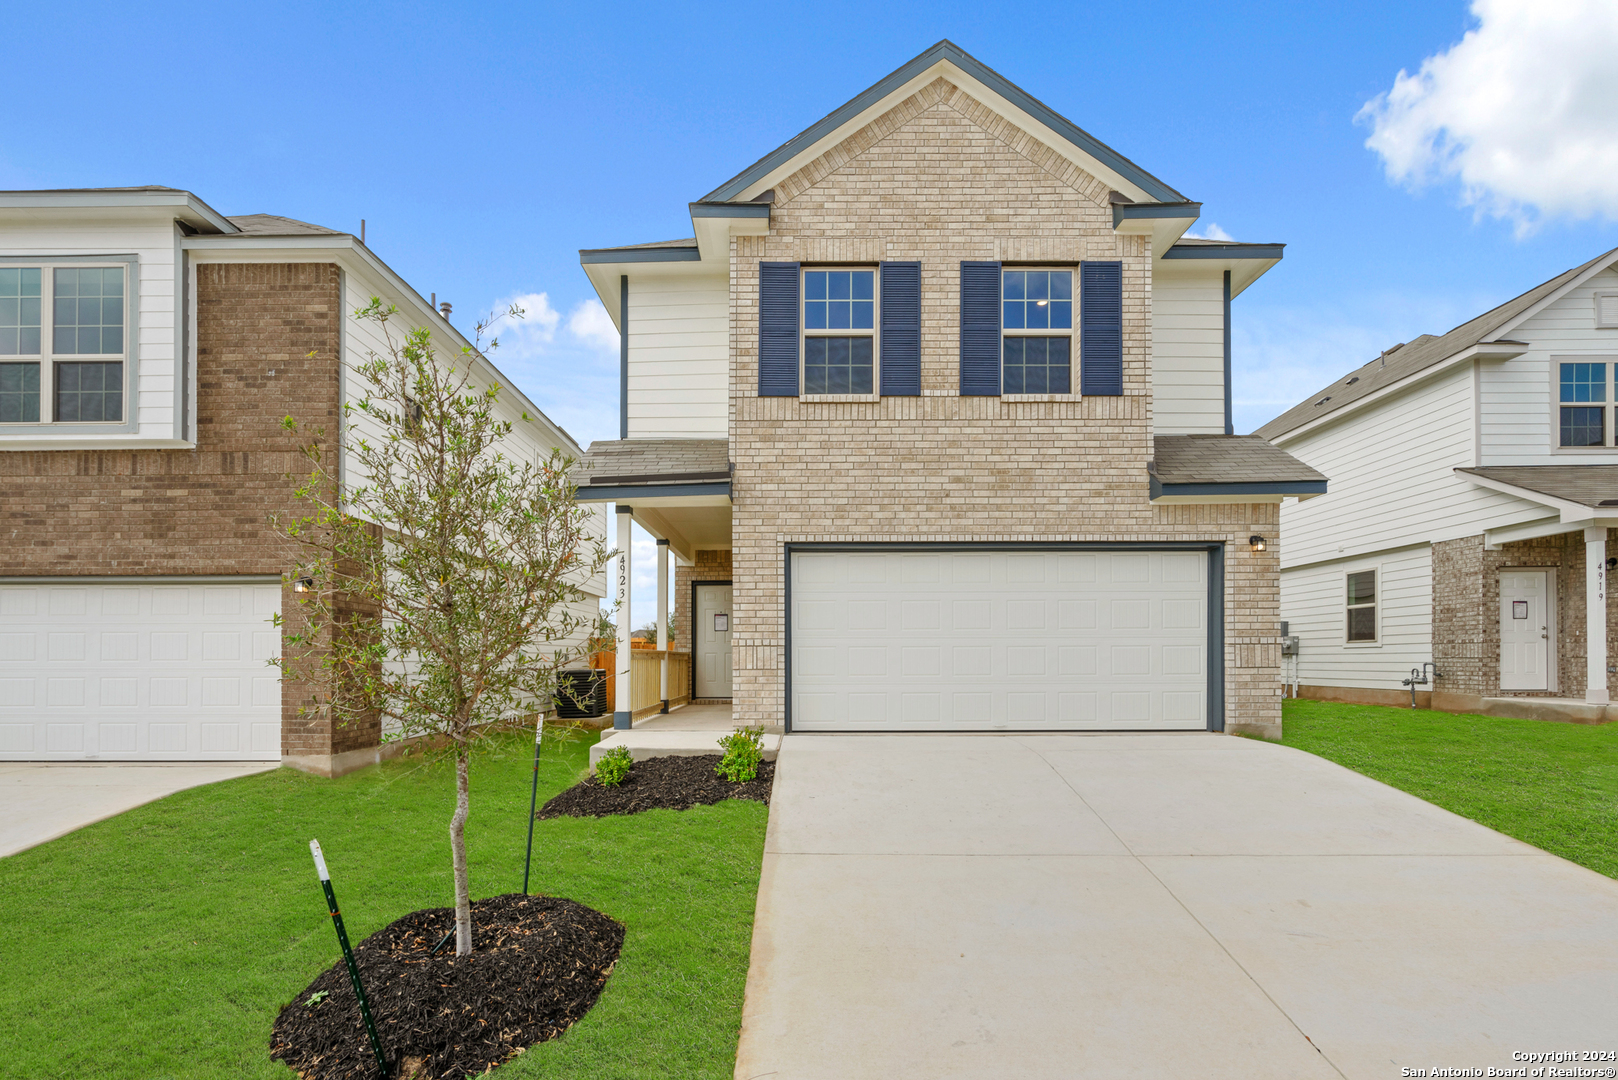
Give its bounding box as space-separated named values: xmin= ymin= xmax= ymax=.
xmin=0 ymin=262 xmax=376 ymax=757
xmin=725 ymin=78 xmax=1283 ymax=737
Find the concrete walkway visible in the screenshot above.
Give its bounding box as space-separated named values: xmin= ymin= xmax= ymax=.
xmin=0 ymin=762 xmax=277 ymax=857
xmin=734 ymin=733 xmax=1618 ymax=1080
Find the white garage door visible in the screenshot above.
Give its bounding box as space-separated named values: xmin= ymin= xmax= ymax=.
xmin=0 ymin=579 xmax=281 ymax=761
xmin=790 ymin=549 xmax=1213 ymax=731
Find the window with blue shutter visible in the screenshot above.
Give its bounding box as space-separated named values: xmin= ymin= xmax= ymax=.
xmin=959 ymin=261 xmax=1001 ymax=396
xmin=758 ymin=261 xmax=800 ymax=396
xmin=1002 ymin=268 xmax=1073 ymax=394
xmin=1079 ymin=261 xmax=1123 ymax=396
xmin=879 ymin=261 xmax=921 ymax=396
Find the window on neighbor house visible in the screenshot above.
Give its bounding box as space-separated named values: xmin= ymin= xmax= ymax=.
xmin=1346 ymin=569 xmax=1377 ymax=643
xmin=1560 ymin=361 xmax=1611 ymax=448
xmin=1002 ymin=268 xmax=1073 ymax=394
xmin=0 ymin=263 xmax=126 ymax=425
xmin=802 ymin=268 xmax=876 ymax=394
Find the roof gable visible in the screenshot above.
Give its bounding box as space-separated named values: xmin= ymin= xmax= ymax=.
xmin=701 ymin=40 xmax=1185 ymax=206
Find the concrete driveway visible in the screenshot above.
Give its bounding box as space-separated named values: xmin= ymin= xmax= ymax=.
xmin=0 ymin=762 xmax=277 ymax=857
xmin=734 ymin=734 xmax=1618 ymax=1080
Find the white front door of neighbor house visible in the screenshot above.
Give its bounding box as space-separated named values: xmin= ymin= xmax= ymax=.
xmin=695 ymin=584 xmax=734 ymax=698
xmin=1500 ymin=571 xmax=1550 ymax=692
xmin=790 ymin=548 xmax=1211 ymax=731
xmin=0 ymin=579 xmax=282 ymax=760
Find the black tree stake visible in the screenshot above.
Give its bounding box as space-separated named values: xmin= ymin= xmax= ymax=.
xmin=522 ymin=711 xmax=543 ymax=894
xmin=310 ymin=839 xmax=388 ymax=1077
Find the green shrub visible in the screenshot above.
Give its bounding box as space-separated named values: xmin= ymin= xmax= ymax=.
xmin=595 ymin=745 xmax=633 ymax=786
xmin=715 ymin=726 xmax=765 ymax=782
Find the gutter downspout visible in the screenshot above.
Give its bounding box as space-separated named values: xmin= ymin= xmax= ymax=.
xmin=1223 ymin=269 xmax=1233 ymax=436
xmin=619 ymin=275 xmax=629 ymax=440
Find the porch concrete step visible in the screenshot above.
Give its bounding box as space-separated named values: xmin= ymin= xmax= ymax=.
xmin=589 ymin=729 xmax=782 ymax=770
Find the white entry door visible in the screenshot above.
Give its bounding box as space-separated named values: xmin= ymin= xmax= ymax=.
xmin=695 ymin=584 xmax=734 ymax=698
xmin=790 ymin=548 xmax=1211 ymax=731
xmin=1500 ymin=570 xmax=1550 ymax=691
xmin=0 ymin=579 xmax=281 ymax=760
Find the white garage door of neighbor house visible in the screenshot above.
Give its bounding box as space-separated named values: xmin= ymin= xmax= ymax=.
xmin=790 ymin=549 xmax=1212 ymax=731
xmin=0 ymin=580 xmax=281 ymax=761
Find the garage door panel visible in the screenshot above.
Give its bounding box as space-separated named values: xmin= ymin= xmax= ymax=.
xmin=792 ymin=550 xmax=1212 ymax=732
xmin=0 ymin=580 xmax=281 ymax=761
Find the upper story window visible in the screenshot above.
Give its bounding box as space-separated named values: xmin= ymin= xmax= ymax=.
xmin=1558 ymin=361 xmax=1613 ymax=448
xmin=802 ymin=268 xmax=876 ymax=394
xmin=1002 ymin=268 xmax=1073 ymax=393
xmin=0 ymin=262 xmax=126 ymax=425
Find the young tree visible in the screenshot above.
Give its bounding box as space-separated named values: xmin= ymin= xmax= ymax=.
xmin=272 ymin=300 xmax=610 ymax=956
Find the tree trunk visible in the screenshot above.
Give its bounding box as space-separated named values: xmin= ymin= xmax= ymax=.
xmin=450 ymin=747 xmax=472 ymax=956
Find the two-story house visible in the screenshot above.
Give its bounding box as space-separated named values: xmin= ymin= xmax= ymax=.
xmin=573 ymin=42 xmax=1324 ymax=740
xmin=0 ymin=186 xmax=605 ymax=775
xmin=1258 ymin=247 xmax=1618 ymax=720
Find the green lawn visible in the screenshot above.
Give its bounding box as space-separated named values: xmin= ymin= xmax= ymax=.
xmin=0 ymin=728 xmax=767 ymax=1080
xmin=1283 ymin=698 xmax=1618 ymax=878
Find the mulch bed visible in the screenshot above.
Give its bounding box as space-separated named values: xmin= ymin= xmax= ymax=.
xmin=270 ymin=893 xmax=623 ymax=1080
xmin=537 ymin=754 xmax=775 ymax=819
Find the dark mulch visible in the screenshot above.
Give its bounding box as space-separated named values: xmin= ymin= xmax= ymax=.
xmin=270 ymin=893 xmax=623 ymax=1080
xmin=537 ymin=754 xmax=775 ymax=819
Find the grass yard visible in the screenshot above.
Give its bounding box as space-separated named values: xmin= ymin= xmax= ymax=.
xmin=1283 ymin=698 xmax=1618 ymax=878
xmin=0 ymin=727 xmax=767 ymax=1079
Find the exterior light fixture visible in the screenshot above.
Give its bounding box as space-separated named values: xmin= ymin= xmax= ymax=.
xmin=1249 ymin=535 xmax=1267 ymax=552
xmin=293 ymin=577 xmax=315 ymax=594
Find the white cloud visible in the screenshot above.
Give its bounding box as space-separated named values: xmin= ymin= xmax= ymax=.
xmin=1183 ymin=222 xmax=1234 ymax=242
xmin=567 ymin=300 xmax=620 ymax=352
xmin=481 ymin=292 xmax=561 ymax=357
xmin=1358 ymin=0 xmax=1618 ymax=233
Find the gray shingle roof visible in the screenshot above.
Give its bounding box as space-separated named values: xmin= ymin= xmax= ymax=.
xmin=1255 ymin=247 xmax=1618 ymax=441
xmin=578 ymin=439 xmax=730 ymax=486
xmin=579 ymin=237 xmax=698 ymax=255
xmin=1456 ymin=466 xmax=1618 ymax=510
xmin=225 ymin=214 xmax=344 ymax=236
xmin=1151 ymin=435 xmax=1325 ymax=485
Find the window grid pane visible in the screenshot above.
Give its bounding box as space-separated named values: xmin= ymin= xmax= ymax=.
xmin=804 ymin=337 xmax=873 ymax=395
xmin=0 ymin=361 xmax=41 ymax=422
xmin=54 ymin=361 xmax=123 ymax=423
xmin=1002 ymin=269 xmax=1072 ymax=332
xmin=1560 ymin=362 xmax=1607 ymax=403
xmin=1561 ymin=406 xmax=1605 ymax=448
xmin=1001 ymin=336 xmax=1071 ymax=394
xmin=0 ymin=267 xmax=42 ymax=356
xmin=804 ymin=270 xmax=874 ymax=332
xmin=53 ymin=267 xmax=125 ymax=355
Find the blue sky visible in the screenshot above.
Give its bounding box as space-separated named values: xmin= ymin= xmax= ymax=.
xmin=7 ymin=0 xmax=1615 ymax=627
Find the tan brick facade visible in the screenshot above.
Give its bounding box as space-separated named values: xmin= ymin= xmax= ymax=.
xmin=723 ymin=79 xmax=1283 ymax=738
xmin=0 ymin=262 xmax=378 ymax=761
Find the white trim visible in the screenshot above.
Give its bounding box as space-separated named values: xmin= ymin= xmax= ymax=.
xmin=1493 ymin=249 xmax=1618 ymax=340
xmin=1344 ymin=564 xmax=1380 ymax=646
xmin=800 ymin=265 xmax=879 ymax=396
xmin=1596 ymin=291 xmax=1618 ymax=330
xmin=1549 ymin=354 xmax=1618 ymax=454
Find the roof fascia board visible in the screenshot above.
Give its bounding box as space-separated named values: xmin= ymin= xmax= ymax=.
xmin=1112 ymin=202 xmax=1201 ymax=227
xmin=184 ymin=234 xmax=584 ymax=457
xmin=0 ymin=189 xmax=238 ymax=233
xmin=1163 ymin=243 xmax=1285 ymax=260
xmin=1454 ymin=470 xmax=1602 ymax=521
xmin=703 ymin=43 xmax=1184 ymax=205
xmin=1483 ymin=515 xmax=1618 ymax=548
xmin=579 ymin=246 xmax=702 ymax=265
xmin=1493 ymin=249 xmax=1618 ymax=339
xmin=689 ymin=202 xmax=771 ymax=219
xmin=1149 ymin=476 xmax=1327 ymax=499
xmin=1270 ymin=343 xmax=1522 ymax=446
xmin=574 ymin=482 xmax=732 ymax=503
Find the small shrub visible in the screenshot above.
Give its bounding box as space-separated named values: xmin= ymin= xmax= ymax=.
xmin=595 ymin=745 xmax=633 ymax=787
xmin=715 ymin=726 xmax=765 ymax=782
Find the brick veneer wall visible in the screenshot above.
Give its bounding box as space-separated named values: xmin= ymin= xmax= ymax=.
xmin=0 ymin=262 xmax=376 ymax=758
xmin=725 ymin=78 xmax=1284 ymax=738
xmin=1432 ymin=529 xmax=1618 ymax=700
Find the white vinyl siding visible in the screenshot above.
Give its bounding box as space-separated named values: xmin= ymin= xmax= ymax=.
xmin=1151 ymin=275 xmax=1225 ymax=435
xmin=626 ymin=272 xmax=727 ymax=438
xmin=1280 ymin=548 xmax=1432 ymax=691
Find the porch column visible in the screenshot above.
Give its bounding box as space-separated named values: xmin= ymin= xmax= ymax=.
xmin=1587 ymin=526 xmax=1609 ymax=705
xmin=656 ymin=538 xmax=670 ymax=713
xmin=614 ymin=506 xmax=633 ymax=729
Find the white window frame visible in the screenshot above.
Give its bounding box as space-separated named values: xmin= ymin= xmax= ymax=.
xmin=1344 ymin=565 xmax=1380 ymax=647
xmin=1596 ymin=291 xmax=1618 ymax=330
xmin=0 ymin=255 xmax=138 ymax=434
xmin=800 ymin=265 xmax=880 ymax=401
xmin=1001 ymin=265 xmax=1077 ymax=399
xmin=1549 ymin=354 xmax=1618 ymax=455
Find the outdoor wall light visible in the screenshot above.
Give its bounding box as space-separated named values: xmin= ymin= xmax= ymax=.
xmin=293 ymin=577 xmax=315 ymax=594
xmin=1249 ymin=535 xmax=1267 ymax=552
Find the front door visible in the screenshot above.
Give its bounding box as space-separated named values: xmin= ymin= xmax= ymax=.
xmin=1500 ymin=570 xmax=1550 ymax=691
xmin=695 ymin=584 xmax=734 ymax=698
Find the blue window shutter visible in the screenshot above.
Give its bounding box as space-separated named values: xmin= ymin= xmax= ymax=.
xmin=959 ymin=260 xmax=1001 ymax=396
xmin=880 ymin=261 xmax=921 ymax=396
xmin=1079 ymin=260 xmax=1123 ymax=396
xmin=759 ymin=261 xmax=800 ymax=396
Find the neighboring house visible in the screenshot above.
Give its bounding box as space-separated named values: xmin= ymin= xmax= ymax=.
xmin=1258 ymin=247 xmax=1618 ymax=720
xmin=0 ymin=187 xmax=604 ymax=774
xmin=572 ymin=41 xmax=1324 ymax=739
